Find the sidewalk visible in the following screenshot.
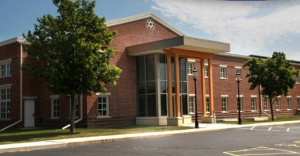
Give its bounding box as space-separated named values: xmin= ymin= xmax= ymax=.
xmin=1 ymin=120 xmax=300 ymax=154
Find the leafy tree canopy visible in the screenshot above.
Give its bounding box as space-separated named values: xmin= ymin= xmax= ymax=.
xmin=243 ymin=52 xmax=299 ymax=120
xmin=23 ymin=0 xmax=121 ymax=96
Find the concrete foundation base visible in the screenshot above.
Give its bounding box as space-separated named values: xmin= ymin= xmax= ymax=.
xmin=183 ymin=115 xmax=192 ymax=124
xmin=136 ymin=117 xmax=167 ymax=125
xmin=167 ymin=117 xmax=183 ymax=126
xmin=201 ymin=116 xmax=214 ymax=123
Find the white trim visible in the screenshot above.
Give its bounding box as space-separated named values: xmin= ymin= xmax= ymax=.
xmin=0 ymin=84 xmax=12 ymax=88
xmin=106 ymin=12 xmax=185 ymax=36
xmin=96 ymin=92 xmax=111 ymax=96
xmin=235 ymin=66 xmax=242 ymax=69
xmin=297 ymin=96 xmax=300 ymax=98
xmin=189 ymin=94 xmax=195 ymax=96
xmin=251 ymin=95 xmax=257 ymax=97
xmin=50 ymin=95 xmax=59 ymax=98
xmin=277 ymin=96 xmax=281 ymax=98
xmin=221 ymin=95 xmax=229 ymax=97
xmin=236 ymin=95 xmax=244 ymax=97
xmin=286 ymin=96 xmax=292 ymax=98
xmin=0 ymin=58 xmax=12 ymax=64
xmin=206 ymin=95 xmax=209 ymax=97
xmin=219 ymin=65 xmax=227 ymax=67
xmin=204 ymin=63 xmax=208 ymax=66
xmin=23 ymin=96 xmax=37 ymax=100
xmin=188 ymin=59 xmax=195 ymax=62
xmin=0 ymin=37 xmax=30 ymax=47
xmin=97 ymin=95 xmax=110 ymax=117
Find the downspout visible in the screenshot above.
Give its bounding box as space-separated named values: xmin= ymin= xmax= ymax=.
xmin=0 ymin=42 xmax=23 ymax=131
xmin=62 ymin=94 xmax=83 ymax=129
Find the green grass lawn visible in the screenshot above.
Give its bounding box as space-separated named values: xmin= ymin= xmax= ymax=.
xmin=217 ymin=116 xmax=300 ymax=124
xmin=0 ymin=126 xmax=193 ymax=145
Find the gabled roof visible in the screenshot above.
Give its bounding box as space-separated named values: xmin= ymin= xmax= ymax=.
xmin=106 ymin=12 xmax=186 ymax=36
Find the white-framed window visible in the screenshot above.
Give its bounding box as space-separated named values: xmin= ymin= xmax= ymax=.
xmin=276 ymin=97 xmax=281 ymax=110
xmin=222 ymin=97 xmax=228 ymax=112
xmin=296 ymin=75 xmax=299 ymax=84
xmin=188 ymin=62 xmax=194 ymax=75
xmin=251 ymin=97 xmax=256 ymax=111
xmin=51 ymin=97 xmax=59 ymax=118
xmin=189 ymin=96 xmax=195 ymax=113
xmin=298 ymin=97 xmax=300 ymax=109
xmin=204 ymin=65 xmax=209 ymax=78
xmin=0 ymin=88 xmax=11 ymax=119
xmin=236 ymin=68 xmax=241 ymax=75
xmin=98 ymin=96 xmax=109 ymax=117
xmin=70 ymin=96 xmax=79 ymax=118
xmin=287 ymin=97 xmax=292 ymax=110
xmin=0 ymin=59 xmax=11 ymax=77
xmin=237 ymin=97 xmax=243 ymax=111
xmin=264 ymin=97 xmax=268 ymax=110
xmin=206 ymin=96 xmax=210 ymax=113
xmin=220 ymin=67 xmax=227 ymax=78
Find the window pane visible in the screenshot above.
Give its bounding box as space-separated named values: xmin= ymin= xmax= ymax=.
xmin=182 ymin=95 xmax=188 ymax=115
xmin=180 ymin=58 xmax=187 ymax=81
xmin=159 ymin=54 xmax=167 ymax=80
xmin=160 ymin=81 xmax=167 ymax=93
xmin=147 ymin=95 xmax=157 ymax=116
xmin=138 ymin=82 xmax=146 ymax=94
xmin=146 ymin=81 xmax=156 ymax=94
xmin=146 ymin=54 xmax=155 ymax=81
xmin=180 ymin=82 xmax=187 ymax=93
xmin=138 ymin=95 xmax=146 ymax=116
xmin=137 ymin=56 xmax=145 ymax=82
xmin=160 ymin=94 xmax=167 ymax=116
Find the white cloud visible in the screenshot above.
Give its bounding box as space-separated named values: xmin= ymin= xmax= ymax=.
xmin=151 ymin=0 xmax=300 ymax=57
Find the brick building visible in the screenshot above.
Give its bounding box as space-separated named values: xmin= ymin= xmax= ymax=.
xmin=0 ymin=12 xmax=299 ymax=129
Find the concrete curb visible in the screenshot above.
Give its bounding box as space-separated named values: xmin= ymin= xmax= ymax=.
xmin=1 ymin=121 xmax=300 ymax=154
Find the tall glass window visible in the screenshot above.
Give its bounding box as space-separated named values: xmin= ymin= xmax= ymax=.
xmin=204 ymin=66 xmax=209 ymax=77
xmin=206 ymin=97 xmax=210 ymax=113
xmin=137 ymin=55 xmax=157 ymax=117
xmin=276 ymin=98 xmax=281 ymax=110
xmin=222 ymin=97 xmax=228 ymax=112
xmin=137 ymin=54 xmax=188 ymax=117
xmin=287 ymin=98 xmax=292 ymax=110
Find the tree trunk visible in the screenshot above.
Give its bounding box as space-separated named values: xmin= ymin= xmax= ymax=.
xmin=70 ymin=94 xmax=75 ymax=133
xmin=269 ymin=97 xmax=274 ymax=121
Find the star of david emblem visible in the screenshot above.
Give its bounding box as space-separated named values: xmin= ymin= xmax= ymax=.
xmin=147 ymin=19 xmax=154 ymax=30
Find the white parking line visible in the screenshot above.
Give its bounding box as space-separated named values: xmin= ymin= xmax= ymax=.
xmin=268 ymin=127 xmax=272 ymax=131
xmin=287 ymin=128 xmax=290 ymax=131
xmin=250 ymin=126 xmax=256 ymax=130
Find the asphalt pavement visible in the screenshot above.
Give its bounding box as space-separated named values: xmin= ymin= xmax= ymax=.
xmin=1 ymin=120 xmax=300 ymax=154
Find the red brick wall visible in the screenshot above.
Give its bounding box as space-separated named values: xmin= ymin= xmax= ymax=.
xmin=86 ymin=18 xmax=180 ymax=127
xmin=0 ymin=42 xmax=21 ymax=128
xmin=189 ymin=55 xmax=300 ymax=119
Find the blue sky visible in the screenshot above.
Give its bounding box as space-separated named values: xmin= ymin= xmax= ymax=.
xmin=1 ymin=0 xmax=300 ymax=60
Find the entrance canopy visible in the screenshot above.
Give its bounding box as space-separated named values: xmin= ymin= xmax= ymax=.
xmin=126 ymin=36 xmax=230 ymax=57
xmin=128 ymin=35 xmax=230 ymax=126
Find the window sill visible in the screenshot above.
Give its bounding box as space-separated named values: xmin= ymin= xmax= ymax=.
xmin=251 ymin=110 xmax=257 ymax=112
xmin=220 ymin=78 xmax=228 ymax=80
xmin=0 ymin=119 xmax=11 ymax=121
xmin=97 ymin=116 xmax=111 ymax=119
xmin=0 ymin=75 xmax=12 ymax=78
xmin=276 ymin=110 xmax=281 ymax=111
xmin=287 ymin=109 xmax=292 ymax=111
xmin=222 ymin=111 xmax=229 ymax=113
xmin=188 ymin=74 xmax=193 ymax=76
xmin=50 ymin=117 xmax=60 ymax=119
xmin=189 ymin=112 xmax=195 ymax=115
xmin=264 ymin=110 xmax=269 ymax=111
xmin=205 ymin=76 xmax=209 ymax=78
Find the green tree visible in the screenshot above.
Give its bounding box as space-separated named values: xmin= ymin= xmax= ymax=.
xmin=243 ymin=52 xmax=299 ymax=121
xmin=23 ymin=0 xmax=121 ymax=133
